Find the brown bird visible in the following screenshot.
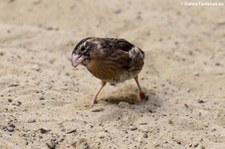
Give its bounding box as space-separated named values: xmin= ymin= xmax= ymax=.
xmin=71 ymin=37 xmax=147 ymax=104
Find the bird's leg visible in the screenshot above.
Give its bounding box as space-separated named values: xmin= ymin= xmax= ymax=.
xmin=92 ymin=81 xmax=106 ymax=104
xmin=134 ymin=76 xmax=146 ymax=101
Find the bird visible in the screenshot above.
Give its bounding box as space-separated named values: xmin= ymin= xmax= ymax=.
xmin=71 ymin=37 xmax=147 ymax=104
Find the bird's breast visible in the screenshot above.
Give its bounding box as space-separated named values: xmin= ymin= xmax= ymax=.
xmin=84 ymin=59 xmax=133 ymax=83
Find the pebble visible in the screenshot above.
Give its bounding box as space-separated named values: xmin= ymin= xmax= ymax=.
xmin=59 ymin=138 xmax=64 ymax=142
xmin=61 ymin=128 xmax=66 ymax=132
xmin=27 ymin=118 xmax=36 ymax=123
xmin=7 ymin=126 xmax=15 ymax=132
xmin=8 ymin=99 xmax=13 ymax=102
xmin=154 ymin=143 xmax=160 ymax=148
xmin=98 ymin=132 xmax=106 ymax=139
xmin=130 ymin=127 xmax=137 ymax=131
xmin=139 ymin=122 xmax=147 ymax=125
xmin=197 ymin=99 xmax=205 ymax=104
xmin=148 ymin=108 xmax=156 ymax=113
xmin=139 ymin=125 xmax=148 ymax=132
xmin=143 ymin=133 xmax=148 ymax=138
xmin=39 ymin=128 xmax=50 ymax=134
xmin=193 ymin=143 xmax=199 ymax=147
xmin=8 ymin=123 xmax=15 ymax=128
xmin=39 ymin=97 xmax=45 ymax=100
xmin=168 ymin=119 xmax=173 ymax=125
xmin=8 ymin=83 xmax=19 ymax=87
xmin=99 ymin=135 xmax=105 ymax=139
xmin=31 ymin=65 xmax=41 ymax=72
xmin=13 ymin=101 xmax=22 ymax=106
xmin=33 ymin=0 xmax=41 ymax=4
xmin=92 ymin=108 xmax=104 ymax=112
xmin=118 ymin=102 xmax=130 ymax=108
xmin=46 ymin=142 xmax=56 ymax=149
xmin=66 ymin=129 xmax=76 ymax=134
xmin=0 ymin=51 xmax=4 ymax=56
xmin=198 ymin=144 xmax=205 ymax=149
xmin=215 ymin=62 xmax=221 ymax=66
xmin=72 ymin=138 xmax=89 ymax=149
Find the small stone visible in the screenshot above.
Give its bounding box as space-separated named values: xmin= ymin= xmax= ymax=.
xmin=211 ymin=128 xmax=216 ymax=132
xmin=8 ymin=123 xmax=15 ymax=128
xmin=198 ymin=144 xmax=205 ymax=149
xmin=118 ymin=102 xmax=130 ymax=108
xmin=197 ymin=99 xmax=205 ymax=104
xmin=31 ymin=65 xmax=41 ymax=72
xmin=92 ymin=108 xmax=104 ymax=112
xmin=72 ymin=138 xmax=89 ymax=149
xmin=154 ymin=143 xmax=160 ymax=148
xmin=66 ymin=129 xmax=76 ymax=134
xmin=61 ymin=128 xmax=66 ymax=132
xmin=0 ymin=52 xmax=4 ymax=56
xmin=59 ymin=138 xmax=64 ymax=142
xmin=46 ymin=142 xmax=56 ymax=149
xmin=139 ymin=122 xmax=147 ymax=125
xmin=143 ymin=133 xmax=148 ymax=138
xmin=139 ymin=125 xmax=148 ymax=132
xmin=46 ymin=27 xmax=54 ymax=30
xmin=97 ymin=132 xmax=106 ymax=139
xmin=168 ymin=119 xmax=173 ymax=125
xmin=13 ymin=101 xmax=22 ymax=106
xmin=9 ymin=83 xmax=19 ymax=87
xmin=114 ymin=9 xmax=122 ymax=14
xmin=39 ymin=128 xmax=50 ymax=134
xmin=175 ymin=140 xmax=181 ymax=145
xmin=39 ymin=97 xmax=45 ymax=100
xmin=7 ymin=126 xmax=15 ymax=132
xmin=33 ymin=0 xmax=41 ymax=4
xmin=99 ymin=135 xmax=105 ymax=139
xmin=8 ymin=99 xmax=13 ymax=102
xmin=184 ymin=104 xmax=189 ymax=108
xmin=27 ymin=119 xmax=36 ymax=123
xmin=148 ymin=108 xmax=156 ymax=113
xmin=215 ymin=62 xmax=221 ymax=66
xmin=130 ymin=127 xmax=137 ymax=131
xmin=195 ymin=74 xmax=200 ymax=77
xmin=193 ymin=143 xmax=199 ymax=147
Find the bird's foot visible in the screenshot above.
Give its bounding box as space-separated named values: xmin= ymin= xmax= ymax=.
xmin=140 ymin=92 xmax=148 ymax=102
xmin=91 ymin=98 xmax=98 ymax=105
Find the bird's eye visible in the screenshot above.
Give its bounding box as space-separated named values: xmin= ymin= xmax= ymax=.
xmin=80 ymin=46 xmax=85 ymax=51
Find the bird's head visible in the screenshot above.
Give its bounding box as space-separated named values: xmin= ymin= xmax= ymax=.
xmin=71 ymin=37 xmax=96 ymax=67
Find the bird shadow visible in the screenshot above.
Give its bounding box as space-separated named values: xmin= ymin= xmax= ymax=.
xmin=100 ymin=88 xmax=162 ymax=113
xmin=102 ymin=94 xmax=140 ymax=104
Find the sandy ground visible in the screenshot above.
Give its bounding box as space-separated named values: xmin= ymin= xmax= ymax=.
xmin=0 ymin=0 xmax=225 ymax=148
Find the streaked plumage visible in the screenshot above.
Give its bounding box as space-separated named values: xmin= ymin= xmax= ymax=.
xmin=71 ymin=37 xmax=147 ymax=104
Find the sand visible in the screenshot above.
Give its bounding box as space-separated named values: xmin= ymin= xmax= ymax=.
xmin=0 ymin=0 xmax=225 ymax=148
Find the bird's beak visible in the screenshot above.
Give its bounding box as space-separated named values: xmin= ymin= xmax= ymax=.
xmin=71 ymin=53 xmax=85 ymax=67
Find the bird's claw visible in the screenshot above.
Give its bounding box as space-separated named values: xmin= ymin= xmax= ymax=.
xmin=140 ymin=92 xmax=148 ymax=102
xmin=91 ymin=98 xmax=98 ymax=105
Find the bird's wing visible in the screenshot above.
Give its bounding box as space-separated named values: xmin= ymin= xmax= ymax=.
xmin=96 ymin=38 xmax=145 ymax=70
